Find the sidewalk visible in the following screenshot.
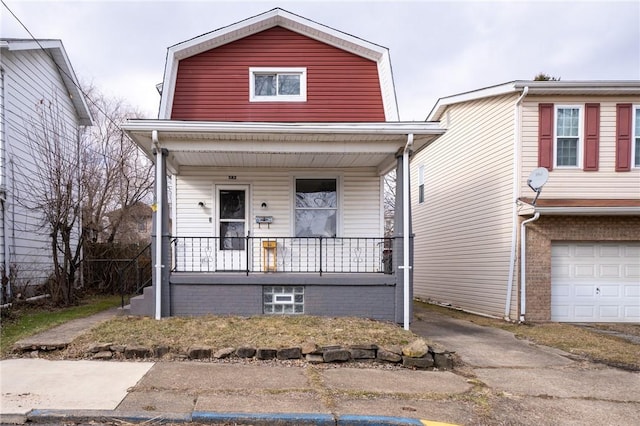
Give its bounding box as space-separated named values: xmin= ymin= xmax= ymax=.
xmin=1 ymin=359 xmax=471 ymax=425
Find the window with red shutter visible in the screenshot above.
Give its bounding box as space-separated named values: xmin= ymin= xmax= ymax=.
xmin=583 ymin=103 xmax=600 ymax=171
xmin=616 ymin=104 xmax=632 ymax=172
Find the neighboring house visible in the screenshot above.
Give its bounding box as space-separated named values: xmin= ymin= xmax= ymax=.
xmin=0 ymin=39 xmax=92 ymax=301
xmin=412 ymin=80 xmax=640 ymax=323
xmin=122 ymin=8 xmax=444 ymax=322
xmin=103 ymin=202 xmax=153 ymax=244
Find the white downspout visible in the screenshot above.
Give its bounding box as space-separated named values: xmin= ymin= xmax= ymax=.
xmin=505 ymin=86 xmax=529 ymax=320
xmin=402 ymin=133 xmax=413 ymax=330
xmin=519 ymin=211 xmax=540 ymax=322
xmin=152 ymin=130 xmax=163 ymax=320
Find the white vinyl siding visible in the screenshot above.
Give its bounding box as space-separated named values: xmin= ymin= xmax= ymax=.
xmin=174 ymin=167 xmax=382 ymax=239
xmin=521 ymin=97 xmax=640 ymax=198
xmin=411 ymin=93 xmax=518 ymax=318
xmin=0 ymin=47 xmax=82 ymax=289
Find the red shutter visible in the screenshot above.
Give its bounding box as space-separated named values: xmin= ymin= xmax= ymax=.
xmin=616 ymin=104 xmax=632 ymax=172
xmin=538 ymin=103 xmax=554 ymax=170
xmin=583 ymin=103 xmax=600 ymax=171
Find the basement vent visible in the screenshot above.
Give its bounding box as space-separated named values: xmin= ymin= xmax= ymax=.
xmin=263 ymin=286 xmax=304 ymax=314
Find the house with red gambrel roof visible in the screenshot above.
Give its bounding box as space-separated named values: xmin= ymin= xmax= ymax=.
xmin=122 ymin=8 xmax=444 ymax=325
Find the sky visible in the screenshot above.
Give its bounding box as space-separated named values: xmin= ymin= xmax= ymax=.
xmin=1 ymin=0 xmax=639 ymax=121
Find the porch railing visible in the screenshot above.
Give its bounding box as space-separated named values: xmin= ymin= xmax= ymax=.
xmin=171 ymin=236 xmax=393 ymax=275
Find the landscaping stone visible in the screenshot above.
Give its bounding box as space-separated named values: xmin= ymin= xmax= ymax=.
xmin=305 ymin=354 xmax=324 ymax=363
xmin=213 ymin=347 xmax=235 ymax=359
xmin=402 ymin=354 xmax=435 ymax=369
xmin=88 ymin=343 xmax=113 ymax=353
xmin=300 ymin=341 xmax=318 ymax=355
xmin=110 ymin=345 xmax=126 ymax=353
xmin=93 ymin=351 xmax=113 ymax=360
xmin=385 ymin=345 xmax=403 ymax=355
xmin=377 ymin=348 xmax=402 ymax=363
xmin=402 ymin=339 xmax=430 ymax=358
xmin=256 ymin=348 xmax=277 ymax=360
xmin=323 ymin=348 xmax=350 ymax=362
xmin=124 ymin=345 xmax=152 ymax=359
xmin=433 ymin=351 xmax=454 ymax=370
xmin=349 ymin=344 xmax=377 ymax=360
xmin=155 ymin=345 xmax=170 ymax=358
xmin=236 ymin=346 xmax=256 ymax=358
xmin=320 ymin=345 xmax=342 ymax=352
xmin=188 ymin=346 xmax=212 ymax=360
xmin=277 ymin=347 xmax=302 ymax=360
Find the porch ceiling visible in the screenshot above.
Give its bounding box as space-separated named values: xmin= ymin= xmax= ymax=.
xmin=122 ymin=120 xmax=445 ymax=174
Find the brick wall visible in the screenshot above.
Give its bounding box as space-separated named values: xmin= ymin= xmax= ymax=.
xmin=524 ymin=215 xmax=640 ymax=321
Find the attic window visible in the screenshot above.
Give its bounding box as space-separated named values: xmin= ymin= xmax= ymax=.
xmin=249 ymin=67 xmax=307 ymax=102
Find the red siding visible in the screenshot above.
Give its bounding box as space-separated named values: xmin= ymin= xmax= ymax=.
xmin=538 ymin=103 xmax=554 ymax=170
xmin=583 ymin=103 xmax=600 ymax=171
xmin=615 ymin=103 xmax=632 ymax=172
xmin=171 ymin=27 xmax=386 ymax=122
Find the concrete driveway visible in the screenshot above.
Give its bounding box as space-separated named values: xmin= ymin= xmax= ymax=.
xmin=411 ymin=304 xmax=640 ymax=425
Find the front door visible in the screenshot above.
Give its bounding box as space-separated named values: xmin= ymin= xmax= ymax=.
xmin=216 ymin=185 xmax=249 ymax=271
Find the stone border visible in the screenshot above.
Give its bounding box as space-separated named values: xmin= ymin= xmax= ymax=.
xmin=76 ymin=339 xmax=454 ymax=370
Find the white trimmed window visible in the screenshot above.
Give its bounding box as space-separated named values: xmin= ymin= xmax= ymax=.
xmin=554 ymin=105 xmax=583 ymax=168
xmin=294 ymin=178 xmax=337 ymax=238
xmin=418 ymin=165 xmax=425 ymax=204
xmin=633 ymin=106 xmax=640 ymax=168
xmin=249 ymin=67 xmax=307 ymax=102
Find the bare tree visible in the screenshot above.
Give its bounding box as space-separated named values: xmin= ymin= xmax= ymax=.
xmin=534 ymin=73 xmax=561 ymax=81
xmin=81 ymin=87 xmax=153 ymax=244
xmin=23 ymin=96 xmax=85 ymax=305
xmin=383 ymin=170 xmax=396 ymax=236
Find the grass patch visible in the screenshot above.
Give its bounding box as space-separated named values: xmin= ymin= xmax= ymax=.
xmin=1 ymin=294 xmax=121 ymax=356
xmin=418 ymin=301 xmax=640 ymax=370
xmin=67 ymin=314 xmax=419 ymax=355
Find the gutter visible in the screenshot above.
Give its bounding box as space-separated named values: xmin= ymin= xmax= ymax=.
xmin=505 ymin=86 xmax=528 ymax=320
xmin=121 ymin=120 xmax=445 ymax=136
xmin=152 ymin=130 xmax=163 ymax=320
xmin=519 ymin=211 xmax=540 ymax=322
xmin=402 ymin=133 xmax=413 ymax=330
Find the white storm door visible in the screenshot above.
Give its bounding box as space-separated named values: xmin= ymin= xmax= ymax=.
xmin=216 ymin=185 xmax=249 ymax=271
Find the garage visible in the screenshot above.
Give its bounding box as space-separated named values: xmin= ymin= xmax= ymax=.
xmin=551 ymin=242 xmax=640 ymax=322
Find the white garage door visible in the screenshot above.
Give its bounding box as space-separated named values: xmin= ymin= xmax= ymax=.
xmin=551 ymin=242 xmax=640 ymax=322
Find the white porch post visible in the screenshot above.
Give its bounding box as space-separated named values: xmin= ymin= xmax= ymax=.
xmin=153 ymin=143 xmax=163 ymax=320
xmin=402 ymin=134 xmax=413 ymax=330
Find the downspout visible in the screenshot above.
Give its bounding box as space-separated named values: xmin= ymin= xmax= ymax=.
xmin=505 ymin=86 xmax=529 ymax=320
xmin=519 ymin=211 xmax=540 ymax=322
xmin=402 ymin=133 xmax=413 ymax=330
xmin=152 ymin=130 xmax=163 ymax=320
xmin=171 ymin=174 xmax=177 ymax=270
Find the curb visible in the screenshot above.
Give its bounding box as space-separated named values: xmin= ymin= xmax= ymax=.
xmin=16 ymin=409 xmax=457 ymax=426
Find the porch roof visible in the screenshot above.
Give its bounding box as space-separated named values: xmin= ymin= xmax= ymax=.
xmin=122 ymin=120 xmax=445 ymax=175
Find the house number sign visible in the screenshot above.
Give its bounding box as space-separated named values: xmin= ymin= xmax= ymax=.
xmin=228 ymin=176 xmax=237 ymax=180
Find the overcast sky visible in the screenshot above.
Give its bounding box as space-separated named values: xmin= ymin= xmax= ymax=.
xmin=2 ymin=0 xmax=639 ymax=120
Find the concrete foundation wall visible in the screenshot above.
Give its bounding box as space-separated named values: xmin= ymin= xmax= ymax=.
xmin=165 ymin=273 xmax=397 ymax=321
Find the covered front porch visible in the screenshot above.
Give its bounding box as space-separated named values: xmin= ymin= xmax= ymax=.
xmin=122 ymin=120 xmax=444 ymax=325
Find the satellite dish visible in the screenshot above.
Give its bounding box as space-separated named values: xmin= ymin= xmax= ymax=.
xmin=527 ymin=167 xmax=549 ymax=205
xmin=527 ymin=167 xmax=549 ymax=192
